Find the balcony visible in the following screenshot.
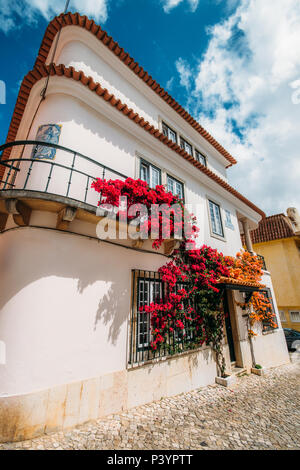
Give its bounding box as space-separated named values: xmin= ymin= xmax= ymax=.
xmin=0 ymin=139 xmax=128 ymax=203
xmin=0 ymin=140 xmax=180 ymax=254
xmin=0 ymin=139 xmax=130 ymax=231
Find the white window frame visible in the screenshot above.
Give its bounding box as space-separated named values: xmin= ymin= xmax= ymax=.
xmin=180 ymin=137 xmax=193 ymax=156
xmin=140 ymin=158 xmax=161 ymax=188
xmin=137 ymin=279 xmax=163 ymax=349
xmin=279 ymin=310 xmax=287 ymax=322
xmin=167 ymin=174 xmax=185 ymax=201
xmin=207 ymin=198 xmax=225 ymax=240
xmin=195 ymin=149 xmax=207 ymax=167
xmin=162 ymin=121 xmax=177 ymax=144
xmin=289 ymin=311 xmax=300 ymax=323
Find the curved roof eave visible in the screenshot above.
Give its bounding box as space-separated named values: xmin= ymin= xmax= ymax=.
xmin=33 ymin=11 xmax=237 ymax=167
xmin=2 ymin=63 xmax=265 ymax=218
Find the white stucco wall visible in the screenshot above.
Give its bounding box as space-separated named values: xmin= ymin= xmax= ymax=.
xmin=52 ymin=29 xmax=229 ymax=179
xmin=14 ymin=89 xmax=244 ymax=257
xmin=0 ymin=226 xmax=168 ymax=396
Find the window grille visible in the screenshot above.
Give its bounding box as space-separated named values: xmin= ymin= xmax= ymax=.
xmin=261 ymin=288 xmax=278 ymax=332
xmin=128 ymin=270 xmax=200 ymax=367
xmin=290 ymin=311 xmax=300 ymax=323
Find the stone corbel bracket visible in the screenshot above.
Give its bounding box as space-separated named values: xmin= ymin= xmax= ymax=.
xmin=164 ymin=239 xmax=181 ymax=256
xmin=0 ymin=212 xmax=8 ymax=231
xmin=4 ymin=198 xmax=32 ymax=227
xmin=56 ymin=206 xmax=77 ymax=230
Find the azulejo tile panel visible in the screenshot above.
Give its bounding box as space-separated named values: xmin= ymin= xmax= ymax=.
xmin=32 ymin=124 xmax=62 ymax=160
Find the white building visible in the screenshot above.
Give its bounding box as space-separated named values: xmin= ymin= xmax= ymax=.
xmin=0 ymin=13 xmax=289 ymax=442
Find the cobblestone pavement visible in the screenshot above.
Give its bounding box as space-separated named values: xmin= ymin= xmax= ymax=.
xmin=1 ymin=362 xmax=299 ymax=450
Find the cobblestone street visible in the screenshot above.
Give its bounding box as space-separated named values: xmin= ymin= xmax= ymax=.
xmin=1 ymin=362 xmax=299 ymax=451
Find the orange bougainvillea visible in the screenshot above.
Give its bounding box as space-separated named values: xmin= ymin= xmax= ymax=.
xmin=223 ymin=251 xmax=278 ymax=335
xmin=224 ymin=250 xmax=264 ymax=284
xmin=250 ymin=291 xmax=278 ymax=331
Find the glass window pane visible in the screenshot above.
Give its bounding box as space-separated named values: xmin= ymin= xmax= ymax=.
xmin=140 ymin=163 xmax=149 ymax=184
xmin=180 ymin=138 xmax=192 ymax=155
xmin=141 ymin=160 xmax=161 ymax=188
xmin=215 ymin=207 xmax=222 ymax=235
xmin=167 ymin=176 xmax=183 ymax=199
xmin=169 ymin=129 xmax=176 ymax=143
xmin=209 ymin=201 xmax=223 ymax=237
xmin=290 ymin=311 xmax=300 ymax=322
xmin=138 ymin=279 xmax=163 ymax=349
xmin=167 ymin=177 xmax=174 ymax=194
xmin=209 ymin=202 xmax=217 ymax=234
xmin=196 ymin=151 xmax=206 ymax=166
xmin=279 ymin=311 xmax=286 ymax=322
xmin=151 ymin=167 xmax=160 ymax=188
xmin=162 ymin=123 xmax=176 ymax=143
xmin=175 ymin=182 xmax=182 ymax=198
xmin=186 ymin=142 xmax=192 ymax=155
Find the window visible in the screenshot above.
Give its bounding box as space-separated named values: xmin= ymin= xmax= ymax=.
xmin=137 ymin=279 xmax=162 ymax=349
xmin=195 ymin=150 xmax=207 ymax=167
xmin=167 ymin=175 xmax=184 ymax=200
xmin=180 ymin=137 xmax=193 ymax=156
xmin=140 ymin=159 xmax=161 ymax=188
xmin=261 ymin=289 xmax=278 ymax=331
xmin=279 ymin=311 xmax=287 ymax=322
xmin=225 ymin=209 xmax=234 ymax=230
xmin=162 ymin=122 xmax=177 ymax=143
xmin=129 ymin=270 xmax=201 ymax=366
xmin=290 ymin=311 xmax=300 ymax=323
xmin=209 ymin=200 xmax=224 ymax=238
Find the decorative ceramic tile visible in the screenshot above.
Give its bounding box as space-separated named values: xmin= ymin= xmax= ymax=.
xmin=225 ymin=209 xmax=235 ymax=230
xmin=32 ymin=124 xmax=62 ymax=160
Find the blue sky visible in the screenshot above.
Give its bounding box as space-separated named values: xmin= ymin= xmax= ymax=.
xmin=0 ymin=0 xmax=227 ymax=142
xmin=0 ymin=0 xmax=300 ymax=215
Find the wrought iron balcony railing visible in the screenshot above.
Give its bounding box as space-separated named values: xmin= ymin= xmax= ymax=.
xmin=256 ymin=254 xmax=267 ymax=271
xmin=0 ymin=140 xmax=129 ymax=207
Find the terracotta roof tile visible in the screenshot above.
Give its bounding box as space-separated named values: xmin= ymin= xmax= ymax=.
xmin=242 ymin=213 xmax=294 ymax=244
xmin=28 ymin=12 xmax=237 ymax=166
xmin=218 ymin=276 xmax=264 ymax=288
xmin=0 ymin=64 xmax=264 ymax=217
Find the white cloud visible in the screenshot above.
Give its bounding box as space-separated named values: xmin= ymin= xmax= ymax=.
xmin=162 ymin=0 xmax=199 ymax=14
xmin=176 ymin=0 xmax=300 ymax=215
xmin=188 ymin=0 xmax=200 ymax=12
xmin=166 ymin=76 xmax=175 ymax=91
xmin=0 ymin=0 xmax=109 ymax=33
xmin=162 ymin=0 xmax=183 ymax=13
xmin=175 ymin=58 xmax=192 ymax=90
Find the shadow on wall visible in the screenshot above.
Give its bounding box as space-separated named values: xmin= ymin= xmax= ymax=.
xmin=93 ymin=283 xmax=129 ymax=345
xmin=0 ymin=227 xmax=130 ymax=346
